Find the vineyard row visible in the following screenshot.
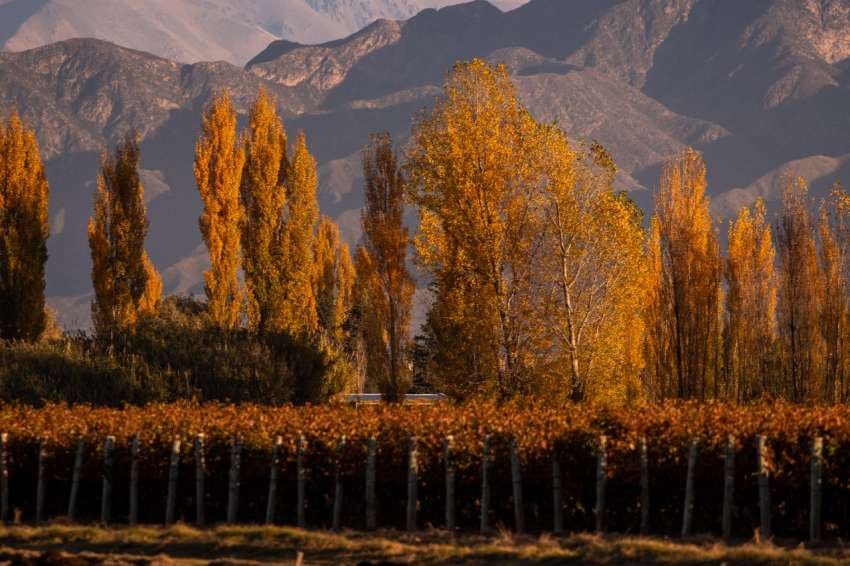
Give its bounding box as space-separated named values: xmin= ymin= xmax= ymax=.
xmin=0 ymin=402 xmax=847 ymax=538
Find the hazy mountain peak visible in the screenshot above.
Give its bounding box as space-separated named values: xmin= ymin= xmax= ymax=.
xmin=0 ymin=0 xmax=529 ymax=65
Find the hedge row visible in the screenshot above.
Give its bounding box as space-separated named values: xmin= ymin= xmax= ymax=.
xmin=0 ymin=401 xmax=847 ymax=538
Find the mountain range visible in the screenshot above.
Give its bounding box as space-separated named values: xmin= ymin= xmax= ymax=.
xmin=0 ymin=0 xmax=849 ymax=329
xmin=0 ymin=0 xmax=527 ymax=65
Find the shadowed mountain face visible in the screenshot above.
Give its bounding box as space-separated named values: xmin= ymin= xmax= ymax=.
xmin=0 ymin=0 xmax=848 ymax=328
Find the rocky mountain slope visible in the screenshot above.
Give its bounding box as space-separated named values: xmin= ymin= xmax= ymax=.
xmin=0 ymin=0 xmax=527 ymax=65
xmin=0 ymin=0 xmax=848 ymax=328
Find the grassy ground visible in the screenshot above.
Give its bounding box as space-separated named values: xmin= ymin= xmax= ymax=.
xmin=0 ymin=524 xmax=846 ymax=565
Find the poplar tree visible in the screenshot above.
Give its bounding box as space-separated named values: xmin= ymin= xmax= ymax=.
xmin=0 ymin=112 xmax=50 ymax=342
xmin=408 ymin=59 xmax=546 ymax=399
xmin=539 ymin=134 xmax=645 ymax=402
xmin=281 ymin=132 xmax=319 ymax=333
xmin=776 ymin=179 xmax=823 ymax=402
xmin=645 ymin=148 xmax=723 ymax=400
xmin=313 ymin=216 xmax=354 ymax=345
xmin=357 ymin=133 xmax=415 ymax=401
xmin=88 ymin=133 xmax=162 ymax=335
xmin=725 ymin=199 xmax=777 ymax=401
xmin=241 ymin=88 xmax=288 ymax=333
xmin=819 ymin=183 xmax=850 ymax=402
xmin=195 ymin=91 xmax=245 ymax=329
xmin=777 ymin=178 xmax=824 ymax=402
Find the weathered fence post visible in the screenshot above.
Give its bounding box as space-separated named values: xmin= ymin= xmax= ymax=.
xmin=101 ymin=436 xmax=114 ymax=525
xmin=510 ymin=438 xmax=524 ymax=533
xmin=227 ymin=435 xmax=242 ymax=524
xmin=810 ymin=436 xmax=823 ymax=543
xmin=553 ymin=454 xmax=563 ymax=535
xmin=595 ymin=435 xmax=607 ymax=533
xmin=445 ymin=436 xmax=455 ymax=531
xmin=0 ymin=433 xmax=8 ymax=524
xmin=129 ymin=435 xmax=140 ymax=526
xmin=165 ymin=436 xmax=181 ymax=526
xmin=266 ymin=435 xmax=282 ymax=526
xmin=296 ymin=434 xmax=306 ymax=528
xmin=756 ymin=434 xmax=771 ymax=540
xmin=36 ymin=439 xmax=46 ymax=524
xmin=722 ymin=435 xmax=735 ymax=540
xmin=406 ymin=437 xmax=418 ymax=532
xmin=365 ymin=436 xmax=376 ymax=531
xmin=332 ymin=436 xmax=346 ymax=531
xmin=681 ymin=439 xmax=698 ymax=537
xmin=194 ymin=434 xmax=205 ymax=527
xmin=480 ymin=435 xmax=491 ymax=533
xmin=639 ymin=437 xmax=650 ymax=536
xmin=67 ymin=439 xmax=84 ymax=521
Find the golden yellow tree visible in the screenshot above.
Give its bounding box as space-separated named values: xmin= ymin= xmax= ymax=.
xmin=538 ymin=135 xmax=646 ymax=402
xmin=725 ymin=199 xmax=777 ymax=401
xmin=818 ymin=183 xmax=850 ymax=402
xmin=776 ymin=178 xmax=823 ymax=402
xmin=280 ymin=131 xmax=319 ymax=333
xmin=645 ymin=148 xmax=723 ymax=400
xmin=241 ymin=88 xmax=288 ymax=333
xmin=88 ymin=132 xmax=162 ymax=336
xmin=313 ymin=215 xmax=354 ymax=344
xmin=356 ymin=132 xmax=415 ymax=401
xmin=0 ymin=112 xmax=50 ymax=342
xmin=643 ymin=217 xmax=674 ymax=399
xmin=407 ymin=59 xmax=547 ymax=399
xmin=195 ymin=91 xmax=245 ymax=329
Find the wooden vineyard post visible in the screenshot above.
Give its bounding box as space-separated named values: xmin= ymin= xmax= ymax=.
xmin=36 ymin=439 xmax=46 ymax=524
xmin=553 ymin=454 xmax=563 ymax=535
xmin=722 ymin=435 xmax=735 ymax=540
xmin=194 ymin=434 xmax=205 ymax=527
xmin=810 ymin=436 xmax=823 ymax=543
xmin=406 ymin=437 xmax=418 ymax=532
xmin=639 ymin=437 xmax=650 ymax=536
xmin=365 ymin=436 xmax=376 ymax=531
xmin=681 ymin=439 xmax=697 ymax=537
xmin=165 ymin=436 xmax=181 ymax=526
xmin=101 ymin=436 xmax=115 ymax=525
xmin=480 ymin=435 xmax=491 ymax=533
xmin=445 ymin=436 xmax=455 ymax=531
xmin=266 ymin=435 xmax=283 ymax=526
xmin=756 ymin=435 xmax=771 ymax=540
xmin=129 ymin=435 xmax=140 ymax=526
xmin=332 ymin=436 xmax=346 ymax=531
xmin=0 ymin=433 xmax=8 ymax=524
xmin=510 ymin=438 xmax=524 ymax=533
xmin=227 ymin=435 xmax=242 ymax=524
xmin=296 ymin=435 xmax=306 ymax=529
xmin=67 ymin=439 xmax=84 ymax=521
xmin=595 ymin=435 xmax=607 ymax=533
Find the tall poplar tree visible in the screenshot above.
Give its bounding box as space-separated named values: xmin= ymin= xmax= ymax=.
xmin=0 ymin=112 xmax=50 ymax=342
xmin=241 ymin=88 xmax=288 ymax=333
xmin=408 ymin=59 xmax=546 ymax=399
xmin=777 ymin=178 xmax=824 ymax=402
xmin=313 ymin=215 xmax=354 ymax=345
xmin=281 ymin=132 xmax=319 ymax=333
xmin=819 ymin=183 xmax=850 ymax=403
xmin=195 ymin=91 xmax=245 ymax=329
xmin=645 ymin=148 xmax=723 ymax=400
xmin=538 ymin=134 xmax=645 ymax=402
xmin=725 ymin=199 xmax=777 ymax=401
xmin=775 ymin=178 xmax=824 ymax=402
xmin=356 ymin=132 xmax=415 ymax=401
xmin=88 ymin=133 xmax=162 ymax=336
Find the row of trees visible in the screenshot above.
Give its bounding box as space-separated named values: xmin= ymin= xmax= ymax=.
xmin=84 ymin=89 xmax=414 ymax=399
xmin=2 ymin=59 xmax=850 ymax=404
